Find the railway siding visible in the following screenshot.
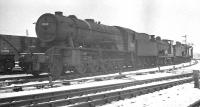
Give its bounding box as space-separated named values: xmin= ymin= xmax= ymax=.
xmin=0 ymin=73 xmax=192 ymax=107
xmin=31 ymin=78 xmax=193 ymax=107
xmin=0 ymin=60 xmax=197 ymax=92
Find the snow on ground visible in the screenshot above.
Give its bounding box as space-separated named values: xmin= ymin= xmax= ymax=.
xmin=71 ymin=60 xmax=195 ymax=81
xmin=0 ymin=78 xmax=131 ymax=98
xmin=0 ymin=73 xmax=48 ymax=79
xmin=0 ymin=60 xmax=197 ymax=99
xmin=0 ymin=74 xmax=32 ymax=79
xmin=76 ymin=77 xmax=191 ymax=99
xmin=99 ymin=60 xmax=200 ymax=107
xmin=181 ymin=60 xmax=200 ymax=71
xmin=127 ymin=73 xmax=176 ymax=80
xmin=171 ymin=60 xmax=200 ymax=74
xmin=0 ymin=71 xmax=186 ymax=98
xmin=0 ymin=72 xmax=171 ymax=97
xmin=100 ymin=82 xmax=200 ymax=107
xmin=0 ymin=72 xmax=191 ymax=99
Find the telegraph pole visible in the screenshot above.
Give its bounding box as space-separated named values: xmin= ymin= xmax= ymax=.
xmin=182 ymin=35 xmax=187 ymax=44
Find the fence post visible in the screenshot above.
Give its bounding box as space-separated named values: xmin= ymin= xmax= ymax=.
xmin=159 ymin=66 xmax=161 ymax=72
xmin=173 ymin=66 xmax=175 ymax=71
xmin=193 ymin=70 xmax=199 ymax=88
xmin=49 ymin=74 xmax=53 ymax=87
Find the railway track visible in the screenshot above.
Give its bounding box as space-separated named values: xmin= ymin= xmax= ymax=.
xmin=0 ymin=67 xmax=192 ymax=93
xmin=0 ymin=73 xmax=193 ymax=107
xmin=0 ymin=60 xmax=197 ymax=93
xmin=189 ymin=99 xmax=200 ymax=107
xmin=69 ymin=78 xmax=193 ymax=107
xmin=0 ymin=60 xmax=197 ymax=88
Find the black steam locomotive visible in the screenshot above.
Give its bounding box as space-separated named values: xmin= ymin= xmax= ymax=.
xmin=0 ymin=11 xmax=193 ymax=78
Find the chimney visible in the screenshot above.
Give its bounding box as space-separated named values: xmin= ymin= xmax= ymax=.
xmin=150 ymin=35 xmax=155 ymax=41
xmin=55 ymin=11 xmax=63 ymax=16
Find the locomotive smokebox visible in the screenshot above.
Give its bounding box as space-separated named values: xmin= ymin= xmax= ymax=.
xmin=36 ymin=13 xmax=58 ymax=42
xmin=36 ymin=12 xmax=76 ymax=43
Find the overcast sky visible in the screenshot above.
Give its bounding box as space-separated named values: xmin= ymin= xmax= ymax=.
xmin=0 ymin=0 xmax=199 ymax=53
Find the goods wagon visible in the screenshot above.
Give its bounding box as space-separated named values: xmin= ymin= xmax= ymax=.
xmin=0 ymin=34 xmax=40 ymax=73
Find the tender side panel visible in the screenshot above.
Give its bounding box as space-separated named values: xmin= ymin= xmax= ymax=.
xmin=136 ymin=39 xmax=158 ymax=56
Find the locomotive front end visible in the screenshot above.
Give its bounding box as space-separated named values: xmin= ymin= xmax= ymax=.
xmin=36 ymin=12 xmax=76 ymax=45
xmin=36 ymin=13 xmax=58 ymax=42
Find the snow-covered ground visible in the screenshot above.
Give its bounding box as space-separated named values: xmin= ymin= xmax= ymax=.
xmin=72 ymin=77 xmax=191 ymax=99
xmin=0 ymin=78 xmax=132 ymax=98
xmin=0 ymin=60 xmax=199 ymax=107
xmin=0 ymin=61 xmax=194 ymax=89
xmin=0 ymin=73 xmax=48 ymax=79
xmin=99 ymin=60 xmax=200 ymax=107
xmin=100 ymin=82 xmax=200 ymax=107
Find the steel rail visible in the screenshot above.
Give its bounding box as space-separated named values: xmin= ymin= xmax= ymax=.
xmin=0 ymin=59 xmax=197 ymax=86
xmin=0 ymin=60 xmax=195 ymax=89
xmin=0 ymin=73 xmax=192 ymax=107
xmin=67 ymin=78 xmax=193 ymax=107
xmin=188 ymin=99 xmax=200 ymax=107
